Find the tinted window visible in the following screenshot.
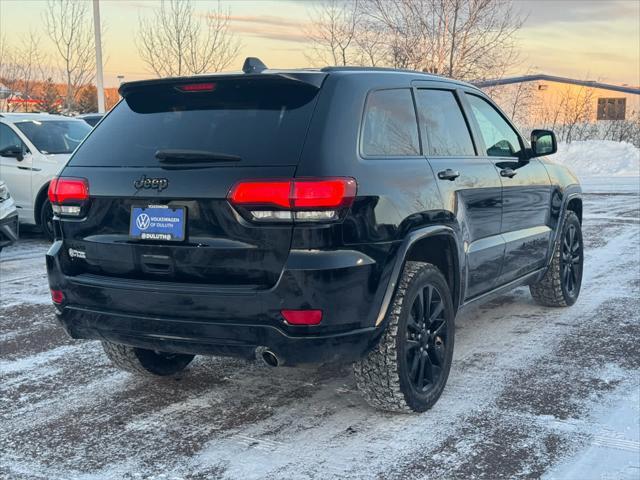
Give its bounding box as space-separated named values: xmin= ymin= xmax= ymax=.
xmin=70 ymin=79 xmax=319 ymax=167
xmin=416 ymin=90 xmax=475 ymax=156
xmin=15 ymin=120 xmax=91 ymax=155
xmin=0 ymin=124 xmax=23 ymax=153
xmin=362 ymin=89 xmax=420 ymax=156
xmin=466 ymin=94 xmax=522 ymax=158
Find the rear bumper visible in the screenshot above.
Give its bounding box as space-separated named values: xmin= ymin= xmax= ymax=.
xmin=47 ymin=241 xmax=392 ymax=365
xmin=0 ymin=211 xmax=19 ymax=248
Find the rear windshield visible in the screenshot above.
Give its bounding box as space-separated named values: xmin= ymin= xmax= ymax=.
xmin=15 ymin=120 xmax=91 ymax=155
xmin=69 ymin=78 xmax=320 ymax=167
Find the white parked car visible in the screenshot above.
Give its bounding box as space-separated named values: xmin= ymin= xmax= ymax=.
xmin=0 ymin=113 xmax=92 ymax=239
xmin=0 ymin=180 xmax=19 ymax=253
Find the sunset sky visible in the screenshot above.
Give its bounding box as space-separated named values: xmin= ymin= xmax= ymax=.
xmin=1 ymin=0 xmax=638 ymax=87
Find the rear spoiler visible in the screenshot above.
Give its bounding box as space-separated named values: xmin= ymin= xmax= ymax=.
xmin=119 ymin=71 xmax=328 ymax=98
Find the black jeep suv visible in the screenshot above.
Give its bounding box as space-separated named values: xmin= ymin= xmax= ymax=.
xmin=46 ymin=59 xmax=583 ymax=412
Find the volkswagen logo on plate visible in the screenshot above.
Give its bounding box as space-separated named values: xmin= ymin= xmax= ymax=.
xmin=136 ymin=213 xmax=151 ymax=230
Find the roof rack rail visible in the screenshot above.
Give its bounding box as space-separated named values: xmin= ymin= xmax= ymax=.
xmin=242 ymin=57 xmax=268 ymax=74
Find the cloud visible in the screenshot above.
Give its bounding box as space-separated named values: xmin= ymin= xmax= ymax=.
xmin=223 ymin=14 xmax=313 ymax=43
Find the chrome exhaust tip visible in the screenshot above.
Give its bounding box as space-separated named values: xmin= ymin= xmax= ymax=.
xmin=255 ymin=346 xmax=280 ymax=367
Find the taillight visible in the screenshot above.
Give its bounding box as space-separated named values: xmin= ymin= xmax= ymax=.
xmin=50 ymin=288 xmax=65 ymax=304
xmin=48 ymin=177 xmax=90 ymax=216
xmin=228 ymin=177 xmax=356 ymax=223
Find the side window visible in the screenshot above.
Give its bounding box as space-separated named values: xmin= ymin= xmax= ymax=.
xmin=362 ymin=89 xmax=420 ymax=156
xmin=0 ymin=124 xmax=23 ymax=154
xmin=466 ymin=94 xmax=523 ymax=158
xmin=415 ymin=89 xmax=475 ymax=156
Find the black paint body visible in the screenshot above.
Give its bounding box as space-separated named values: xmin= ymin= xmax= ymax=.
xmin=47 ymin=68 xmax=582 ymax=365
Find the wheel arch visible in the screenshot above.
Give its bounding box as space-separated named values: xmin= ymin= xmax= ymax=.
xmin=567 ymin=197 xmax=582 ymax=224
xmin=375 ymin=225 xmax=462 ymax=326
xmin=34 ymin=181 xmax=50 ymax=226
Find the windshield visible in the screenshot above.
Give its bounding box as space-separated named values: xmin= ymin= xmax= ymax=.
xmin=15 ymin=120 xmax=91 ymax=155
xmin=68 ymin=78 xmax=320 ymax=167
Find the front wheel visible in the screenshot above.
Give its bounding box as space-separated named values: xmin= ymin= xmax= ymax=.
xmin=530 ymin=211 xmax=583 ymax=307
xmin=354 ymin=262 xmax=455 ymax=413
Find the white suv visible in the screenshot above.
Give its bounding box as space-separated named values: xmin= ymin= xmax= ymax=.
xmin=0 ymin=113 xmax=91 ymax=239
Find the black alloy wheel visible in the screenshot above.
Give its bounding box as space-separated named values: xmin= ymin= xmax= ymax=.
xmin=560 ymin=222 xmax=583 ymax=299
xmin=405 ymin=284 xmax=448 ymax=394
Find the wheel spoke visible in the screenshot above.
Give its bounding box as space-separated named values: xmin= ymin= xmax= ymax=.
xmin=406 ymin=339 xmax=420 ymax=351
xmin=429 ymin=301 xmax=444 ymax=324
xmin=424 ymin=285 xmax=432 ymax=324
xmin=422 ymin=353 xmax=434 ymax=386
xmin=413 ymin=289 xmax=424 ymax=326
xmin=429 ymin=344 xmax=444 ymax=366
xmin=407 ymin=314 xmax=421 ymax=333
xmin=569 ymin=225 xmax=575 ymax=250
xmin=417 ymin=354 xmax=426 ymax=388
xmin=409 ymin=351 xmax=420 ymax=379
xmin=431 ymin=319 xmax=446 ymax=338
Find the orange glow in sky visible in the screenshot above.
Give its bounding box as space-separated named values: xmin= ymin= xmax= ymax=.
xmin=0 ymin=0 xmax=638 ymax=87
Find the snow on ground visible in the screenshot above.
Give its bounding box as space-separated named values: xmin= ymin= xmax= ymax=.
xmin=553 ymin=140 xmax=640 ymax=179
xmin=1 ymin=178 xmax=639 ymax=479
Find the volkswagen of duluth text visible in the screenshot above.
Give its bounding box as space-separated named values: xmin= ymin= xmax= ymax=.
xmin=129 ymin=205 xmax=186 ymax=241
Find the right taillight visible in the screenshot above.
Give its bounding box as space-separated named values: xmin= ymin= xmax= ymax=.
xmin=228 ymin=177 xmax=356 ymax=223
xmin=48 ymin=177 xmax=90 ymax=217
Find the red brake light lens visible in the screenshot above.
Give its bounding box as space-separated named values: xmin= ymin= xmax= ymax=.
xmin=50 ymin=289 xmax=65 ymax=304
xmin=228 ymin=181 xmax=291 ymax=208
xmin=177 ymin=82 xmax=216 ymax=92
xmin=228 ymin=178 xmax=356 ymax=210
xmin=281 ymin=309 xmax=323 ymax=325
xmin=48 ymin=177 xmax=89 ymax=204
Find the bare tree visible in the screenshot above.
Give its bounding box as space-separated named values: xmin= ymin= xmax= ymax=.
xmin=0 ymin=33 xmax=51 ymax=112
xmin=44 ymin=0 xmax=95 ymax=112
xmin=137 ymin=0 xmax=241 ymax=78
xmin=306 ymin=0 xmax=525 ymax=80
xmin=363 ymin=0 xmax=525 ymax=80
xmin=305 ymin=0 xmax=360 ymax=66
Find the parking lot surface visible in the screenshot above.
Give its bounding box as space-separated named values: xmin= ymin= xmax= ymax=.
xmin=1 ymin=179 xmax=639 ymax=479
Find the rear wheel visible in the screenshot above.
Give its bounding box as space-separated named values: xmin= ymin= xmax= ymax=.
xmin=101 ymin=341 xmax=195 ymax=376
xmin=39 ymin=198 xmax=55 ymax=241
xmin=530 ymin=211 xmax=583 ymax=307
xmin=354 ymin=262 xmax=455 ymax=413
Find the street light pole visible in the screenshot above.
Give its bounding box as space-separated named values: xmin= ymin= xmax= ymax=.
xmin=93 ymin=0 xmax=105 ymax=113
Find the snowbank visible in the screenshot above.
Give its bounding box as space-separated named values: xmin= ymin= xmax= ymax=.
xmin=551 ymin=140 xmax=640 ymax=178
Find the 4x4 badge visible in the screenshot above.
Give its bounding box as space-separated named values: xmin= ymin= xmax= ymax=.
xmin=134 ymin=175 xmax=169 ymax=192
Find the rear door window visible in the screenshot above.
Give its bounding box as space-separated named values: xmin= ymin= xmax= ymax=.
xmin=466 ymin=94 xmax=523 ymax=158
xmin=69 ymin=78 xmax=320 ymax=167
xmin=362 ymin=89 xmax=420 ymax=157
xmin=415 ymin=89 xmax=475 ymax=156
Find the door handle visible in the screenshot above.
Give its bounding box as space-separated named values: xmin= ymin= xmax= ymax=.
xmin=437 ymin=169 xmax=460 ymax=181
xmin=500 ymin=168 xmax=517 ymax=178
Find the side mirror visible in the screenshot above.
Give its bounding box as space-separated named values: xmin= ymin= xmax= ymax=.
xmin=530 ymin=130 xmax=557 ymax=157
xmin=0 ymin=145 xmax=24 ymax=161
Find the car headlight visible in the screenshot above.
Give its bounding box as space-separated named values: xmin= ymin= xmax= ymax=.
xmin=0 ymin=183 xmax=10 ymax=202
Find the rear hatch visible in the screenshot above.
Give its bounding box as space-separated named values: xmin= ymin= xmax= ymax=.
xmin=57 ymin=74 xmax=324 ymax=288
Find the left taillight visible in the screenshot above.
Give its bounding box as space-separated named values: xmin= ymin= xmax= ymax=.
xmin=48 ymin=177 xmax=89 ymax=217
xmin=228 ymin=177 xmax=357 ymax=223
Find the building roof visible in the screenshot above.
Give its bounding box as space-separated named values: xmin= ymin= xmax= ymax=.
xmin=474 ymin=74 xmax=640 ymax=95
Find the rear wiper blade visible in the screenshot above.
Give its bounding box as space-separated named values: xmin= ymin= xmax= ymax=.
xmin=155 ymin=149 xmax=241 ymax=163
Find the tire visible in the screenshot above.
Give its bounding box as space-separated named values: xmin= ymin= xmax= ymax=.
xmin=101 ymin=341 xmax=195 ymax=376
xmin=354 ymin=261 xmax=455 ymax=413
xmin=530 ymin=211 xmax=583 ymax=307
xmin=39 ymin=198 xmax=55 ymax=241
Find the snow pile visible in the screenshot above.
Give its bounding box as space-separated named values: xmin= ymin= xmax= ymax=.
xmin=551 ymin=140 xmax=640 ymax=178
